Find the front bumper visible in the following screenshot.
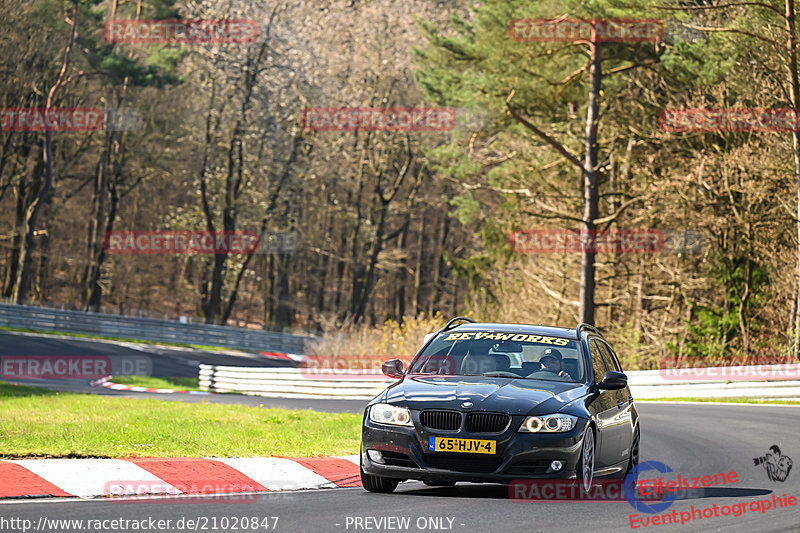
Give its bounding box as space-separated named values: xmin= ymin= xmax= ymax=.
xmin=361 ymin=414 xmax=587 ymax=484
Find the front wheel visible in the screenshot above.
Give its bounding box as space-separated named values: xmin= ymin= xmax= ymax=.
xmin=576 ymin=426 xmax=595 ymax=494
xmin=361 ymin=467 xmax=399 ymax=493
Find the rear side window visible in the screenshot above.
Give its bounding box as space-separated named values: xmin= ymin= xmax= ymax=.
xmin=606 ymin=343 xmax=624 ymax=372
xmin=597 ymin=340 xmax=621 ymax=372
xmin=589 ymin=339 xmax=608 ymax=384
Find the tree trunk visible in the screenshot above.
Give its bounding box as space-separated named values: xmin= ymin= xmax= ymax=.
xmin=790 ymin=283 xmax=798 ymax=352
xmin=579 ymin=40 xmax=602 ymax=324
xmin=394 ymin=216 xmax=409 ymax=321
xmin=273 ymin=254 xmax=291 ymax=328
xmin=606 ymin=142 xmax=617 ymax=325
xmin=349 ymin=163 xmax=366 ymax=321
xmin=739 ymin=259 xmax=753 ymax=355
xmin=430 ymin=214 xmax=449 ymax=315
xmin=353 ymin=201 xmax=389 ymax=323
xmin=219 ymin=134 xmax=304 ymax=325
xmin=264 ymin=254 xmax=274 ymax=326
xmin=199 ymin=39 xmax=271 ymax=324
xmin=86 ymin=177 xmax=119 ymax=311
xmin=786 ymin=0 xmax=800 ymax=361
xmin=14 ymin=131 xmax=54 ymax=304
xmin=33 ymin=226 xmax=50 ymax=302
xmin=13 ymin=3 xmax=77 ymax=304
xmin=413 ymin=213 xmax=425 ymax=316
xmin=3 ymin=172 xmax=31 ymax=298
xmin=84 ymin=132 xmax=110 ymax=310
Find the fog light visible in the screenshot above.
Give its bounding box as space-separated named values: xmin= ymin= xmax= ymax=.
xmin=367 ymin=449 xmax=385 ymax=464
xmin=547 ymin=460 xmax=565 ymax=473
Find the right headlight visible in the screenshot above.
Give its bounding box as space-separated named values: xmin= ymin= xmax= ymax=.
xmin=518 ymin=414 xmax=578 ymax=433
xmin=368 ymin=403 xmax=413 ymax=427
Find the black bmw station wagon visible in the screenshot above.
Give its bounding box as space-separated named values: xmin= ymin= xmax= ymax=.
xmin=360 ymin=317 xmax=639 ymax=493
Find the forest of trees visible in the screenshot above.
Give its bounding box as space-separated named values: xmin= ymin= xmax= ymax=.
xmin=2 ymin=0 xmax=799 ymax=368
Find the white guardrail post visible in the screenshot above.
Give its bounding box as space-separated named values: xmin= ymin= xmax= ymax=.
xmin=198 ymin=364 xmax=800 ymax=401
xmin=199 ymin=365 xmax=395 ymax=400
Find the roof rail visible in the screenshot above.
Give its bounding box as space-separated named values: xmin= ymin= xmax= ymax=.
xmin=576 ymin=323 xmax=603 ymax=338
xmin=442 ymin=316 xmax=476 ymax=331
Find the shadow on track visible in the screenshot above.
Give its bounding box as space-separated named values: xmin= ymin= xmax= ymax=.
xmin=395 ymin=482 xmax=773 ymax=502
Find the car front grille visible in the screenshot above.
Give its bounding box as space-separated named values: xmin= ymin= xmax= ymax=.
xmin=465 ymin=412 xmax=510 ymax=433
xmin=419 ymin=410 xmax=462 ymax=431
xmin=422 ymin=454 xmax=503 ymax=473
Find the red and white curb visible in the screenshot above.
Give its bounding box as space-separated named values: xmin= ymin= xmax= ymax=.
xmin=100 ymin=382 xmax=210 ymax=395
xmin=90 ymin=376 xmax=210 ymax=395
xmin=261 ymin=351 xmax=307 ymax=364
xmin=0 ymin=456 xmax=360 ymax=499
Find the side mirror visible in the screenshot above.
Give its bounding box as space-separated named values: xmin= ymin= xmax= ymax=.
xmin=382 ymin=359 xmax=404 ymax=379
xmin=598 ymin=370 xmax=627 ymax=390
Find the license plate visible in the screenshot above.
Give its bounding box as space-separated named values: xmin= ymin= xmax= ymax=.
xmin=428 ymin=437 xmax=496 ymax=454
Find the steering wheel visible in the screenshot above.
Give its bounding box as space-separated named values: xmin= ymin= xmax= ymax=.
xmin=528 ymin=369 xmax=570 ymax=381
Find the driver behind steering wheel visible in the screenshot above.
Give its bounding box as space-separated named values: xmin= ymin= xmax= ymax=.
xmin=539 ymin=348 xmax=570 ymax=379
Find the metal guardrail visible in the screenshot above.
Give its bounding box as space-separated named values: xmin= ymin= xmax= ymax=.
xmin=199 ymin=364 xmax=800 ymax=400
xmin=199 ymin=366 xmax=392 ymax=399
xmin=0 ymin=303 xmax=317 ymax=353
xmin=626 ymin=367 xmax=800 ymax=399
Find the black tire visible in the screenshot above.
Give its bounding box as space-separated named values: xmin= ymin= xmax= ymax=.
xmin=576 ymin=426 xmax=595 ymax=494
xmin=361 ymin=467 xmax=399 ymax=493
xmin=623 ymin=426 xmax=640 ymax=482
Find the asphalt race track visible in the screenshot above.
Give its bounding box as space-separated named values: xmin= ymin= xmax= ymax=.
xmin=1 ymin=334 xmax=799 ymax=532
xmin=2 ymin=403 xmax=798 ymax=532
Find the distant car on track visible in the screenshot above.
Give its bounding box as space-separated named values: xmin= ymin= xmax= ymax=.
xmin=360 ymin=317 xmax=639 ymax=493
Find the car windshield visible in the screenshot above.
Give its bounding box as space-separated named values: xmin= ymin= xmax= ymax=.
xmin=408 ymin=331 xmax=585 ymax=383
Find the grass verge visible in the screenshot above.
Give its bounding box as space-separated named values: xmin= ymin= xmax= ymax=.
xmin=0 ymin=325 xmax=232 ymax=352
xmin=110 ymin=375 xmax=202 ymax=391
xmin=0 ymin=381 xmax=361 ymax=458
xmin=638 ymin=397 xmax=800 ymax=405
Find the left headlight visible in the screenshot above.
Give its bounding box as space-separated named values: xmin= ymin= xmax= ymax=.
xmin=518 ymin=414 xmax=578 ymax=433
xmin=368 ymin=404 xmax=413 ymax=427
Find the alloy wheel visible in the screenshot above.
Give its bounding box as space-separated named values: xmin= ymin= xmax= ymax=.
xmin=581 ymin=428 xmax=595 ymax=493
